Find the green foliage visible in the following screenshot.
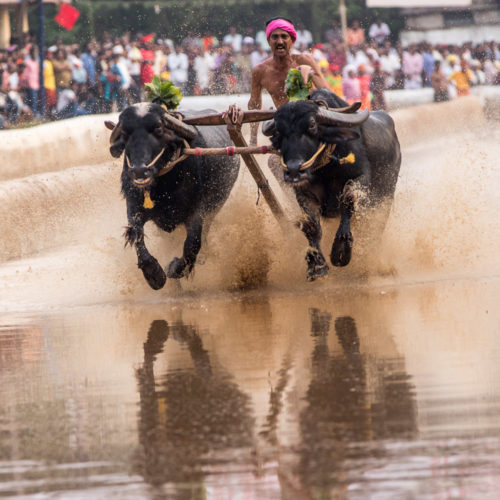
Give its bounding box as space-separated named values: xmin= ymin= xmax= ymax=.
xmin=285 ymin=68 xmax=312 ymax=101
xmin=144 ymin=76 xmax=183 ymax=110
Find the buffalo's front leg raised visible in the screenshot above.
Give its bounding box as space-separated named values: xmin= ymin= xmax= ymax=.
xmin=167 ymin=214 xmax=203 ymax=279
xmin=296 ymin=191 xmax=329 ymax=281
xmin=125 ymin=211 xmax=167 ymax=290
xmin=331 ymin=179 xmax=367 ymax=267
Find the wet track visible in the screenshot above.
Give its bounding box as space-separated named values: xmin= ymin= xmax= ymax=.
xmin=1 ymin=95 xmax=500 ymax=498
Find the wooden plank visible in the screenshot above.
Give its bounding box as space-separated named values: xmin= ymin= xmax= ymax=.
xmin=183 ymin=110 xmax=275 ymax=126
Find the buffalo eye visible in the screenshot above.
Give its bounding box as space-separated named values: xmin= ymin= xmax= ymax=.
xmin=153 ymin=125 xmax=163 ymax=138
xmin=308 ymin=117 xmax=318 ymax=135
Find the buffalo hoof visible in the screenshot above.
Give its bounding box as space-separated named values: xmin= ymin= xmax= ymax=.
xmin=331 ymin=232 xmax=353 ymax=267
xmin=307 ymin=263 xmax=329 ymax=282
xmin=167 ymin=257 xmax=192 ymax=279
xmin=139 ymin=258 xmax=167 ymax=290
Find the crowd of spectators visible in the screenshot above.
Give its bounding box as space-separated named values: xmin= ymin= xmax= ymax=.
xmin=0 ymin=18 xmax=499 ymax=128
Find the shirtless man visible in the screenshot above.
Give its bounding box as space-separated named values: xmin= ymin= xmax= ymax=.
xmin=248 ymin=17 xmax=330 ymax=144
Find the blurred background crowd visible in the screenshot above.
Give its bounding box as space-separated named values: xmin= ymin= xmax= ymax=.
xmin=0 ymin=17 xmax=499 ymax=128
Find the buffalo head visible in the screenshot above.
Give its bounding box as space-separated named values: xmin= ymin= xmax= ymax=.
xmin=263 ymin=100 xmax=368 ymax=185
xmin=105 ymin=103 xmax=197 ymax=189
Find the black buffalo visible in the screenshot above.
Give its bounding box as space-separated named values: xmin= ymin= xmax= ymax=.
xmin=264 ymin=89 xmax=401 ymax=281
xmin=106 ymin=103 xmax=239 ymax=290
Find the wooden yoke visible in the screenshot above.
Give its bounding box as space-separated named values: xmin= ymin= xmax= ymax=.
xmin=221 ymin=105 xmax=288 ymax=229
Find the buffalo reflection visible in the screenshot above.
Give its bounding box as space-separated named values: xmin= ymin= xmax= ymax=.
xmin=134 ymin=319 xmax=255 ymax=492
xmin=297 ymin=309 xmax=417 ymax=494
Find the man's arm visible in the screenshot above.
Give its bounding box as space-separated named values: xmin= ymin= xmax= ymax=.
xmin=248 ymin=66 xmax=263 ymax=145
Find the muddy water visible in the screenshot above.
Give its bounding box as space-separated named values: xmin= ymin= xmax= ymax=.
xmin=1 ymin=97 xmax=500 ymax=498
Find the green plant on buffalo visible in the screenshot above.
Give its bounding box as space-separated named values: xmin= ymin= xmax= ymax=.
xmin=144 ymin=76 xmax=183 ymax=110
xmin=286 ymin=68 xmax=312 ymax=101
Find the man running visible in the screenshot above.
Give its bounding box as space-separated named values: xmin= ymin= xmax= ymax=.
xmin=248 ymin=17 xmax=329 ymax=144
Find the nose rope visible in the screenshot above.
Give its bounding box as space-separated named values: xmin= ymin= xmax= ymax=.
xmin=124 ymin=138 xmax=191 ymax=175
xmin=281 ymin=142 xmax=337 ymax=172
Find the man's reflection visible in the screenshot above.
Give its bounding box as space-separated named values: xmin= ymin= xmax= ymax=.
xmin=298 ymin=309 xmax=417 ymax=492
xmin=134 ymin=319 xmax=255 ymax=493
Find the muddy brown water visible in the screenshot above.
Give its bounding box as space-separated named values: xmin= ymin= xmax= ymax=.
xmin=1 ymin=97 xmax=500 ymax=498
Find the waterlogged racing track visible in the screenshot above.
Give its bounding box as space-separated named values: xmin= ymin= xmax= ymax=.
xmin=1 ymin=94 xmax=500 ymax=499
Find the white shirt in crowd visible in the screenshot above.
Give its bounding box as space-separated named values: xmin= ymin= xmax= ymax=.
xmin=295 ymin=29 xmax=313 ymax=48
xmin=194 ymin=51 xmax=215 ymax=91
xmin=251 ymin=48 xmax=269 ymax=68
xmin=57 ymin=88 xmax=76 ymax=112
xmin=223 ymin=32 xmax=242 ymax=53
xmin=168 ymin=51 xmax=188 ymax=85
xmin=368 ymin=22 xmax=391 ymax=45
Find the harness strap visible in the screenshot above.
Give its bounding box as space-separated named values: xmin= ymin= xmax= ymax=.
xmin=280 ymin=142 xmax=337 ymax=172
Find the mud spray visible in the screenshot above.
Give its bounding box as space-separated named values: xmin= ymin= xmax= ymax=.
xmin=0 ymin=96 xmax=499 ymax=310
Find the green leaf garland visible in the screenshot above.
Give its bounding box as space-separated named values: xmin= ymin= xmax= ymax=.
xmin=144 ymin=75 xmax=183 ymax=110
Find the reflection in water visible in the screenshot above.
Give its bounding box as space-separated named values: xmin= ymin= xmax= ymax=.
xmin=298 ymin=310 xmax=417 ymax=495
xmin=134 ymin=319 xmax=255 ymax=494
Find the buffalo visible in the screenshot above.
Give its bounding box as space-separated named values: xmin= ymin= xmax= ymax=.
xmin=105 ymin=103 xmax=240 ymax=290
xmin=264 ymin=88 xmax=401 ymax=281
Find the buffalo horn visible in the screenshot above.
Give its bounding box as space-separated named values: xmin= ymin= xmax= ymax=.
xmin=316 ymin=107 xmax=369 ymax=126
xmin=161 ymin=110 xmax=197 ymax=140
xmin=108 ymin=121 xmax=122 ymax=144
xmin=261 ymin=119 xmax=276 ymax=137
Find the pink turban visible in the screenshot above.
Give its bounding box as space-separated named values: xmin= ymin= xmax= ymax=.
xmin=266 ymin=19 xmax=297 ymax=42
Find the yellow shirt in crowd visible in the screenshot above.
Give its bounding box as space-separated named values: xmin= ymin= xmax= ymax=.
xmin=43 ymin=59 xmax=56 ymax=91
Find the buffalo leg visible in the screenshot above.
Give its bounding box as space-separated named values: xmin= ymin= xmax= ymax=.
xmin=167 ymin=214 xmax=203 ymax=279
xmin=331 ymin=180 xmax=366 ymax=267
xmin=296 ymin=193 xmax=329 ymax=281
xmin=125 ymin=212 xmax=167 ymax=290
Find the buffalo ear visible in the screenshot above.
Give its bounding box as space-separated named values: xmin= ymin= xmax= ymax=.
xmin=110 ymin=139 xmax=125 ymax=158
xmin=320 ymin=126 xmax=360 ymax=143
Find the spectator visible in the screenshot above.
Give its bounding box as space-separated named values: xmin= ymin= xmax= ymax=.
xmin=370 ymin=61 xmax=386 ymax=110
xmin=368 ymin=17 xmax=391 ymax=46
xmin=327 ymin=41 xmax=347 ymax=72
xmin=242 ymin=27 xmax=255 ymax=46
xmin=295 ymin=22 xmax=313 ymax=49
xmin=81 ymin=42 xmax=97 ymax=86
xmin=52 ymin=48 xmax=72 ymax=94
xmin=325 ymin=19 xmax=343 ymax=45
xmin=43 ymin=49 xmax=57 ymax=118
xmin=250 ymin=43 xmax=268 ymax=69
xmin=168 ymin=45 xmax=188 ymax=93
xmin=402 ymin=44 xmax=423 ymax=89
xmin=346 ymin=19 xmax=365 ymax=49
xmin=56 ymin=81 xmax=86 ymax=119
xmin=223 ymin=27 xmax=242 ymax=53
xmin=194 ymin=47 xmax=215 ymax=95
xmin=449 ymin=59 xmax=474 ymax=97
xmin=430 ymin=60 xmax=449 ymax=102
xmin=421 ymin=42 xmax=435 ymax=87
xmin=357 ymin=65 xmax=372 ymax=110
xmin=342 ymin=66 xmax=362 ymax=104
xmin=20 ymin=47 xmax=40 ymax=118
xmin=140 ymin=37 xmax=155 ymax=86
xmin=235 ymin=43 xmax=252 ymax=93
xmin=127 ymin=38 xmax=143 ymax=102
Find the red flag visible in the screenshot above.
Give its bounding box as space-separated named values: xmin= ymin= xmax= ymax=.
xmin=54 ymin=3 xmax=80 ymax=31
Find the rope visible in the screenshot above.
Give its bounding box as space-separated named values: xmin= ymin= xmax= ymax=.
xmin=280 ymin=142 xmax=338 ymax=173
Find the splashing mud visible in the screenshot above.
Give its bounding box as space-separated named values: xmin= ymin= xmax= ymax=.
xmin=0 ymin=96 xmax=499 ymax=311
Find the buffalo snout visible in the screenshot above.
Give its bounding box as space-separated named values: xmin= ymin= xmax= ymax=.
xmin=283 ymin=159 xmax=310 ymax=184
xmin=129 ymin=164 xmax=154 ymax=186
